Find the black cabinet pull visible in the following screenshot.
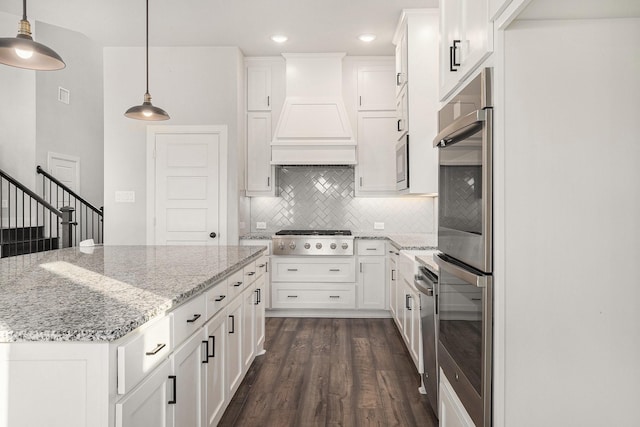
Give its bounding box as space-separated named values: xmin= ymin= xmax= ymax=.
xmin=186 ymin=314 xmax=201 ymax=323
xmin=405 ymin=294 xmax=410 ymax=309
xmin=267 ymin=95 xmax=270 ymax=107
xmin=407 ymin=295 xmax=413 ymax=311
xmin=396 ymin=72 xmax=401 ymax=86
xmin=258 ymin=263 xmax=266 ymax=268
xmin=255 ymin=289 xmax=260 ymax=305
xmin=215 ymin=295 xmax=226 ymax=302
xmin=229 ymin=315 xmax=235 ymax=334
xmin=247 ymin=271 xmax=256 ymax=276
xmin=168 ymin=375 xmax=177 ymax=404
xmin=397 ymin=119 xmax=402 ymax=132
xmin=209 ymin=335 xmax=215 ymax=358
xmin=452 ymin=40 xmax=461 ymax=66
xmin=287 ymin=295 xmax=298 ymax=298
xmin=258 ymin=288 xmax=261 ymax=304
xmin=234 ymin=281 xmax=243 ymax=287
xmin=145 ymin=343 xmax=166 ymax=356
xmin=202 ymin=340 xmax=209 ymax=364
xmin=329 ymin=295 xmax=340 ymax=299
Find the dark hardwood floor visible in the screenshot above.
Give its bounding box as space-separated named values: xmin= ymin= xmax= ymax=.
xmin=218 ymin=317 xmax=438 ymax=427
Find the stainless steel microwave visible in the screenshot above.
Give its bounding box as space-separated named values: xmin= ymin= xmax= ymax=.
xmin=395 ymin=134 xmax=409 ymax=191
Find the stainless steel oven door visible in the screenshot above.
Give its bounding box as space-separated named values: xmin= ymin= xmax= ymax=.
xmin=395 ymin=134 xmax=409 ymax=191
xmin=434 ymin=108 xmax=492 ymax=273
xmin=435 ymin=253 xmax=492 ymax=427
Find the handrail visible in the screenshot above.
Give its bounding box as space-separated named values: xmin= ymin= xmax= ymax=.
xmin=0 ymin=167 xmax=62 ymax=217
xmin=36 ymin=166 xmax=103 ymax=217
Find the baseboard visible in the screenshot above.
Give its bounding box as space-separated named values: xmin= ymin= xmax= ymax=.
xmin=265 ymin=308 xmax=392 ymax=318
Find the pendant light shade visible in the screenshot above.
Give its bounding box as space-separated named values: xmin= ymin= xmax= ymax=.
xmin=125 ymin=0 xmax=169 ymax=121
xmin=0 ymin=0 xmax=65 ymax=71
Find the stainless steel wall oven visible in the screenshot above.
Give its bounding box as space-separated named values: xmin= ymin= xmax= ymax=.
xmin=434 ymin=68 xmax=493 ymax=427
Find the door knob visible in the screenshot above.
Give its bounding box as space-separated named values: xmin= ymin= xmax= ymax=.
xmin=209 ymin=232 xmax=217 ymax=238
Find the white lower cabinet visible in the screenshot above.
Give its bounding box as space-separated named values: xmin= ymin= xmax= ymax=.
xmin=171 ymin=329 xmax=206 ymax=427
xmin=225 ymin=295 xmax=244 ymax=396
xmin=203 ymin=311 xmax=227 ymax=427
xmin=254 ymin=275 xmax=266 ymax=353
xmin=356 ymin=240 xmax=387 ymax=310
xmin=395 ymin=252 xmax=423 ymax=373
xmin=439 ymin=369 xmax=476 ymax=427
xmin=116 ymin=359 xmax=174 ymax=427
xmin=242 ymin=282 xmax=256 ymax=371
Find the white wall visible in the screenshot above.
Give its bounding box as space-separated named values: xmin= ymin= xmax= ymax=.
xmin=502 ymin=18 xmax=640 ymax=426
xmin=103 ymin=47 xmax=243 ymax=245
xmin=0 ymin=12 xmax=36 ymax=191
xmin=35 ymin=22 xmax=104 ymax=208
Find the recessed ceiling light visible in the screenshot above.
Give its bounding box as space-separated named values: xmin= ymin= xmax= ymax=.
xmin=358 ymin=34 xmax=376 ymax=43
xmin=271 ymin=35 xmax=288 ymax=43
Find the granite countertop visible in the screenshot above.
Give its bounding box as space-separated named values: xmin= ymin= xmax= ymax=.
xmin=239 ymin=233 xmax=273 ymax=240
xmin=416 ymin=251 xmax=440 ymax=275
xmin=0 ymin=245 xmax=265 ymax=343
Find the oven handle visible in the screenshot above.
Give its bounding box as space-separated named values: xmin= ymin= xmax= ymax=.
xmin=433 ymin=109 xmax=486 ymax=148
xmin=435 ymin=254 xmax=491 ymax=288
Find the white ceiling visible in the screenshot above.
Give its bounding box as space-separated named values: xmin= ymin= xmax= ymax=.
xmin=0 ymin=0 xmax=439 ymax=56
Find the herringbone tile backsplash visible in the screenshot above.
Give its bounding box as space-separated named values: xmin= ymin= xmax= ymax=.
xmin=250 ymin=166 xmax=435 ymax=233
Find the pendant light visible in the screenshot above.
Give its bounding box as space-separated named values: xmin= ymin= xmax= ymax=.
xmin=124 ymin=0 xmax=169 ymax=121
xmin=0 ymin=0 xmax=65 ymax=71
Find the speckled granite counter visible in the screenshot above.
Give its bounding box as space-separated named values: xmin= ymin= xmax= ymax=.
xmin=239 ymin=233 xmax=272 ymax=240
xmin=354 ymin=232 xmax=437 ymax=250
xmin=0 ymin=245 xmax=265 ymax=343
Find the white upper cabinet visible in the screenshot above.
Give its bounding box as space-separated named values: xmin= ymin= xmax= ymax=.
xmin=440 ymin=0 xmax=493 ymax=100
xmin=489 ymin=0 xmax=513 ymax=20
xmin=356 ymin=111 xmax=397 ymax=196
xmin=395 ymin=30 xmax=409 ymax=94
xmin=247 ymin=66 xmax=272 ymax=111
xmin=246 ymin=112 xmax=274 ymax=196
xmin=357 ymin=65 xmax=396 ymax=111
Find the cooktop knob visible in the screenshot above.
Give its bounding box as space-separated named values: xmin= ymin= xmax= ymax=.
xmin=342 ymin=243 xmax=349 ymax=250
xmin=289 ymin=242 xmax=296 ymax=249
xmin=316 ymin=243 xmax=323 ymax=249
xmin=304 ymin=243 xmax=311 ymax=249
xmin=330 ymin=243 xmax=337 ymax=249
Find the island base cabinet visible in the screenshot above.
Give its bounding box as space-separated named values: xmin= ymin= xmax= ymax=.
xmin=0 ymin=342 xmax=110 ymax=427
xmin=115 ymin=359 xmax=174 ymax=427
xmin=171 ymin=329 xmax=206 ymax=427
xmin=242 ymin=283 xmax=256 ymax=371
xmin=226 ymin=296 xmax=244 ymax=396
xmin=255 ymin=275 xmax=266 ymax=353
xmin=203 ymin=311 xmax=227 ymax=427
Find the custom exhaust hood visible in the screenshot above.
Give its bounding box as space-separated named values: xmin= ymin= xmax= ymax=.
xmin=271 ymin=53 xmax=356 ymax=165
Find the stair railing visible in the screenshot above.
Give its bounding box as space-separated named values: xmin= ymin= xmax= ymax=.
xmin=36 ymin=165 xmax=103 ymax=246
xmin=0 ymin=167 xmax=75 ymax=258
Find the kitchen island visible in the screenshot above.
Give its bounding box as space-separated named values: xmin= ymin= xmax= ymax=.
xmin=0 ymin=245 xmax=268 ymax=427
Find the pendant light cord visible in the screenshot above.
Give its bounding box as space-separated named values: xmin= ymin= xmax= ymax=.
xmin=22 ymin=0 xmax=27 ymax=20
xmin=145 ymin=0 xmax=149 ymax=95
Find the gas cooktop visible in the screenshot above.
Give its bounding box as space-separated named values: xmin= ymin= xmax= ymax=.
xmin=274 ymin=229 xmax=352 ymax=236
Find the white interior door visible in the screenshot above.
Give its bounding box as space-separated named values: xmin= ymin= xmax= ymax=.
xmin=149 ymin=126 xmax=227 ymax=246
xmin=47 ymin=152 xmax=80 ymax=208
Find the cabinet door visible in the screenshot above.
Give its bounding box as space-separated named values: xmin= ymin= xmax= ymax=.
xmin=394 ymin=273 xmax=404 ymax=330
xmin=204 ymin=311 xmax=226 ymax=427
xmin=459 ymin=0 xmax=492 ymax=76
xmin=440 ymin=0 xmax=464 ymax=99
xmin=356 ymin=112 xmax=397 ymax=195
xmin=242 ymin=283 xmax=256 ymax=371
xmin=357 ymin=256 xmax=387 ymax=310
xmin=395 ymin=29 xmax=408 ymax=95
xmin=255 ymin=275 xmax=266 ymax=353
xmin=172 ymin=330 xmax=206 ymax=427
xmin=388 ymin=252 xmax=398 ymax=319
xmin=396 ymin=86 xmax=409 ymax=140
xmin=357 ymin=65 xmax=396 ymax=111
xmin=247 ymin=66 xmax=272 ymax=111
xmin=246 ymin=112 xmax=274 ymax=196
xmin=402 ymin=283 xmax=412 ymax=345
xmin=115 ymin=359 xmax=174 ymax=427
xmin=439 ymin=369 xmax=476 ymax=427
xmin=410 ymin=288 xmax=421 ymax=371
xmin=226 ymin=297 xmax=243 ymax=395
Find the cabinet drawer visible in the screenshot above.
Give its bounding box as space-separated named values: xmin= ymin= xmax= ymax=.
xmin=117 ymin=315 xmax=172 ymax=395
xmin=227 ymin=269 xmax=246 ymax=300
xmin=172 ymin=294 xmax=206 ymax=347
xmin=244 ymin=260 xmax=258 ymax=284
xmin=271 ymin=283 xmax=355 ymax=309
xmin=271 ymin=257 xmax=355 ymax=282
xmin=255 ymin=255 xmax=268 ymax=277
xmin=357 ymin=240 xmax=386 ymax=256
xmin=206 ymin=280 xmax=229 ymax=318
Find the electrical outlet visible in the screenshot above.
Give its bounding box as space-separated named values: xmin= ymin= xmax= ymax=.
xmin=115 ymin=191 xmax=135 ymax=203
xmin=374 ymin=222 xmax=385 ymax=230
xmin=1 ymin=199 xmax=7 ymax=208
xmin=256 ymin=222 xmax=267 ymax=230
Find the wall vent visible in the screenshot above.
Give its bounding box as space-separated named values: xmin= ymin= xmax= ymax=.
xmin=58 ymin=87 xmax=70 ymax=104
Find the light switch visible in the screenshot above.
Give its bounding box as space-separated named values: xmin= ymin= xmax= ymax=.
xmin=374 ymin=222 xmax=385 ymax=230
xmin=256 ymin=222 xmax=267 ymax=230
xmin=115 ymin=191 xmax=135 ymax=203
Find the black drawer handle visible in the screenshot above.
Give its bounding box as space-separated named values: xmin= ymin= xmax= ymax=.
xmin=229 ymin=315 xmax=235 ymax=334
xmin=145 ymin=343 xmax=166 ymax=356
xmin=397 ymin=119 xmax=402 ymax=132
xmin=186 ymin=314 xmax=201 ymax=323
xmin=329 ymin=295 xmax=340 ymax=299
xmin=287 ymin=268 xmax=298 ymax=272
xmin=215 ymin=295 xmax=226 ymax=302
xmin=258 ymin=263 xmax=266 ymax=268
xmin=396 ymin=72 xmax=401 ymax=86
xmin=234 ymin=281 xmax=243 ymax=287
xmin=202 ymin=340 xmax=209 ymax=364
xmin=329 ymin=268 xmax=340 ymax=272
xmin=247 ymin=271 xmax=256 ymax=276
xmin=287 ymin=295 xmax=298 ymax=298
xmin=168 ymin=375 xmax=177 ymax=404
xmin=366 ymin=248 xmax=377 ymax=251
